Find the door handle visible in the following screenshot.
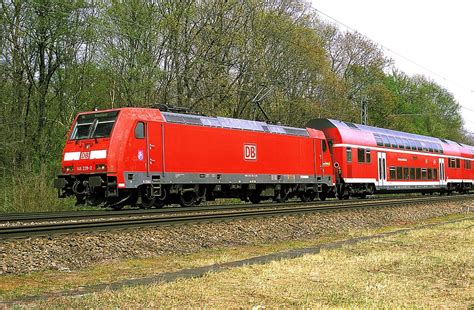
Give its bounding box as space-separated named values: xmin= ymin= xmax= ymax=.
xmin=149 ymin=144 xmax=155 ymax=149
xmin=149 ymin=158 xmax=155 ymax=164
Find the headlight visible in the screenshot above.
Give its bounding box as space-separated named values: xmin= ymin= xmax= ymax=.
xmin=96 ymin=164 xmax=107 ymax=171
xmin=62 ymin=166 xmax=74 ymax=173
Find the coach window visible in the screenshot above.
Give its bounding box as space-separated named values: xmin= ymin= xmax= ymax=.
xmin=421 ymin=169 xmax=427 ymax=180
xmin=456 ymin=158 xmax=461 ymax=168
xmin=365 ymin=149 xmax=371 ymax=163
xmin=382 ymin=135 xmax=391 ymax=147
xmin=403 ymin=139 xmax=411 ymax=150
xmin=402 ymin=138 xmax=410 ymax=149
xmin=389 ymin=167 xmax=396 ymax=180
xmin=395 ymin=138 xmax=404 ymax=149
xmin=403 ymin=167 xmax=409 ymax=180
xmin=358 ymin=148 xmax=365 ymax=163
xmin=416 ymin=168 xmax=421 ymax=180
xmin=428 ymin=144 xmax=433 ymax=153
xmin=421 ymin=142 xmax=428 ymax=152
xmin=409 ymin=140 xmax=417 ymax=151
xmin=433 ymin=169 xmax=438 ymax=180
xmin=388 ymin=136 xmax=397 ymax=148
xmin=374 ymin=134 xmax=383 ymax=146
xmin=135 ymin=122 xmax=145 ymax=139
xmin=464 ymin=160 xmax=471 ymax=169
xmin=415 ymin=141 xmax=423 ymax=151
xmin=402 ymin=138 xmax=409 ymax=149
xmin=428 ymin=169 xmax=433 ymax=180
xmin=346 ymin=147 xmax=352 ymax=163
xmin=396 ymin=167 xmax=403 ymax=180
xmin=410 ymin=168 xmax=415 ymax=180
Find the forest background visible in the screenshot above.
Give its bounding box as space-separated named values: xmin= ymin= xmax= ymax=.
xmin=1 ymin=0 xmax=471 ymax=212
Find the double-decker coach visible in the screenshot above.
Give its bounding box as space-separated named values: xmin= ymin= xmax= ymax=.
xmin=307 ymin=119 xmax=474 ymax=198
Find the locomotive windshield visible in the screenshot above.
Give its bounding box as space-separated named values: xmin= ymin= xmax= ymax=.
xmin=70 ymin=111 xmax=119 ymax=140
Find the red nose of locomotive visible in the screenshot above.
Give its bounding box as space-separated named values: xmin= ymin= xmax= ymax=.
xmin=54 ymin=110 xmax=119 ymax=205
xmin=61 ymin=140 xmax=109 ymax=174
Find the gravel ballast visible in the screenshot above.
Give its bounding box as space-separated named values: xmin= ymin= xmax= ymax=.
xmin=1 ymin=200 xmax=472 ymax=275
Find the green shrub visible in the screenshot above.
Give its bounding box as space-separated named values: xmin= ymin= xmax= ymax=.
xmin=0 ymin=166 xmax=76 ymax=213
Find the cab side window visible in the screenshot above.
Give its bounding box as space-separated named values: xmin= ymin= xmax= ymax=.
xmin=135 ymin=122 xmax=145 ymax=139
xmin=322 ymin=140 xmax=328 ymax=152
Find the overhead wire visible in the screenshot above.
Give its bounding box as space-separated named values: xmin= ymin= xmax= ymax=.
xmin=313 ymin=8 xmax=474 ymax=114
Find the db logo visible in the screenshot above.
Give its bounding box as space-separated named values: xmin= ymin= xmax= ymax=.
xmin=244 ymin=144 xmax=257 ymax=161
xmin=80 ymin=151 xmax=90 ymax=160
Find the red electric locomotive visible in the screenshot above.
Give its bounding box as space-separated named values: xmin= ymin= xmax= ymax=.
xmin=307 ymin=119 xmax=474 ymax=198
xmin=54 ymin=108 xmax=334 ymax=208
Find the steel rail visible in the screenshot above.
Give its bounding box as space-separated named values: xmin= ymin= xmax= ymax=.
xmin=0 ymin=194 xmax=467 ymax=224
xmin=1 ymin=195 xmax=472 ymax=240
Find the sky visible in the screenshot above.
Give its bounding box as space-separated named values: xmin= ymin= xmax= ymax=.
xmin=310 ymin=0 xmax=474 ymax=134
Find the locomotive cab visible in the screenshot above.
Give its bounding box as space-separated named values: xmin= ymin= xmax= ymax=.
xmin=54 ymin=110 xmax=120 ymax=205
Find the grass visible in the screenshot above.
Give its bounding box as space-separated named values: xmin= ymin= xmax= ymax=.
xmin=0 ymin=234 xmax=347 ymax=301
xmin=0 ymin=167 xmax=77 ymax=213
xmin=3 ymin=214 xmax=472 ymax=308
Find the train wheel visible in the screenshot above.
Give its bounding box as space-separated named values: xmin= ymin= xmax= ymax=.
xmin=300 ymin=191 xmax=314 ymax=202
xmin=136 ymin=186 xmax=155 ymax=209
xmin=153 ymin=199 xmax=166 ymax=208
xmin=179 ymin=191 xmax=198 ymax=207
xmin=276 ymin=188 xmax=289 ymax=203
xmin=319 ymin=191 xmax=327 ymax=201
xmin=138 ymin=196 xmax=155 ymax=209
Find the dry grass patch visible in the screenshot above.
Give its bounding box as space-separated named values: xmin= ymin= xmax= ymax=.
xmin=28 ymin=217 xmax=473 ymax=309
xmin=1 ymin=234 xmax=348 ymax=301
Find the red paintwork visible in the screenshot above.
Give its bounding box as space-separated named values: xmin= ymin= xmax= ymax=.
xmin=61 ymin=108 xmax=333 ymax=185
xmin=60 ymin=109 xmax=472 ymax=193
xmin=316 ymin=120 xmax=474 ymax=185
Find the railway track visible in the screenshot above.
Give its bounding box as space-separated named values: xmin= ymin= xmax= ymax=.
xmin=1 ymin=195 xmax=472 ymax=240
xmin=0 ymin=194 xmax=465 ymax=224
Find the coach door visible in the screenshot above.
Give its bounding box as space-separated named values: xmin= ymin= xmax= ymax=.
xmin=377 ymin=152 xmax=387 ymax=187
xmin=439 ymin=158 xmax=446 ymax=186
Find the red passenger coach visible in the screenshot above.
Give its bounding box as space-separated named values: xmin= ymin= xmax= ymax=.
xmin=307 ymin=119 xmax=474 ymax=198
xmin=55 ymin=108 xmax=334 ymax=208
